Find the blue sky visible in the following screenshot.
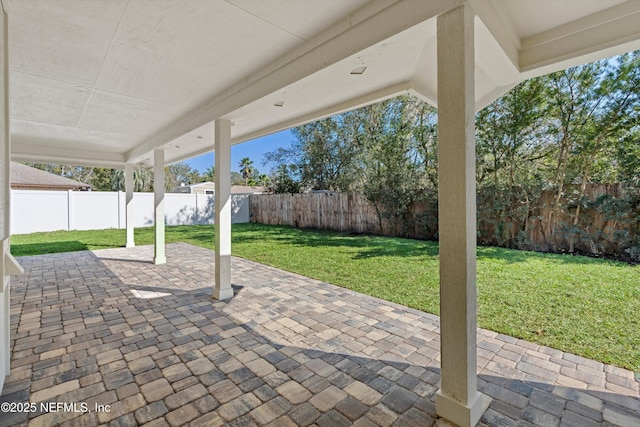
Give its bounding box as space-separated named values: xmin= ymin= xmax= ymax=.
xmin=184 ymin=129 xmax=295 ymax=175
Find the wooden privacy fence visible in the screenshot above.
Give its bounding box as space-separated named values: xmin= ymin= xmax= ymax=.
xmin=249 ymin=192 xmax=380 ymax=234
xmin=249 ymin=186 xmax=638 ymax=259
xmin=249 ymin=192 xmax=438 ymax=238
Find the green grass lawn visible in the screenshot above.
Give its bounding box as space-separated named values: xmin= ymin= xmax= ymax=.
xmin=11 ymin=223 xmax=640 ymax=372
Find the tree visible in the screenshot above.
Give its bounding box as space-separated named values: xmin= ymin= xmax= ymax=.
xmin=203 ymin=165 xmax=215 ymax=182
xmin=265 ymin=112 xmax=365 ymax=192
xmin=301 ymin=114 xmax=364 ymax=191
xmin=25 ymin=163 xmax=117 ymax=191
xmin=264 ymin=96 xmax=432 ymax=230
xmin=359 ymin=98 xmax=425 ymax=233
xmin=476 ymin=78 xmax=548 ymax=188
xmin=261 ymin=57 xmax=640 ymax=257
xmin=271 ymin=165 xmax=300 ymax=194
xmin=238 ymin=157 xmax=254 ymax=186
xmin=89 ymin=168 xmax=116 ymax=191
xmin=230 ymin=172 xmax=244 ymax=185
xmin=616 ymin=126 xmax=640 ymax=186
xmin=111 ymin=167 xmax=154 ymax=192
xmin=256 ymin=173 xmax=271 ymax=188
xmin=540 ymin=55 xmax=640 ymax=251
xmin=164 ymin=161 xmax=201 ymax=192
xmin=475 ymin=78 xmax=548 ymax=246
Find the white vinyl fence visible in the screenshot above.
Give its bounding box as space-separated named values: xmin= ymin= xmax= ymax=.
xmin=11 ymin=190 xmax=249 ymax=234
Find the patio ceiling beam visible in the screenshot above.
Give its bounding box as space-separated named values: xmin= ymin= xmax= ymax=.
xmin=230 ymin=81 xmax=412 ymax=147
xmin=125 ymin=0 xmax=463 ymax=164
xmin=11 ymin=138 xmax=126 ymax=168
xmin=213 ymin=119 xmax=233 ymax=301
xmin=435 ymin=5 xmax=490 ymax=427
xmin=519 ymin=1 xmax=640 ymax=73
xmin=469 ymin=0 xmax=520 ymax=71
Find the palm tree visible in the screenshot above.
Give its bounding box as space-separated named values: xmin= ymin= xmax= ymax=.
xmin=257 ymin=174 xmax=270 ymax=187
xmin=134 ymin=168 xmax=154 ymax=192
xmin=238 ymin=157 xmax=254 ymax=186
xmin=111 ymin=167 xmax=154 ymax=192
xmin=203 ymin=165 xmax=215 ymax=182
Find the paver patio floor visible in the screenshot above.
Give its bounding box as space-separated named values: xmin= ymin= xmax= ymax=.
xmin=1 ymin=243 xmax=638 ymax=427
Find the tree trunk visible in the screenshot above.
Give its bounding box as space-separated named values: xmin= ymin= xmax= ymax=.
xmin=545 ymin=135 xmax=570 ymax=249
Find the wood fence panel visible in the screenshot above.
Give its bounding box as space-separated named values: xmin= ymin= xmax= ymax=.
xmin=249 ymin=185 xmax=635 ymax=258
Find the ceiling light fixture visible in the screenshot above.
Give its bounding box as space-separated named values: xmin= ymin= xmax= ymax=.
xmin=196 ymin=135 xmax=203 ymax=139
xmin=350 ymin=66 xmax=367 ymax=75
xmin=274 ymin=101 xmax=284 ymax=107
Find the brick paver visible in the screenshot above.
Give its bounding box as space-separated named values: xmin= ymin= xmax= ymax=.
xmin=0 ymin=243 xmax=638 ymax=426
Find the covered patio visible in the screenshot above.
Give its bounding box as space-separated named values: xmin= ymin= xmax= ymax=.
xmin=1 ymin=243 xmax=638 ymax=426
xmin=2 ymin=1 xmax=640 ymax=426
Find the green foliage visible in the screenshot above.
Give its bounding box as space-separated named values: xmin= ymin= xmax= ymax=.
xmin=24 ymin=162 xmax=202 ymax=192
xmin=265 ymin=95 xmax=438 ymax=232
xmin=238 ymin=157 xmax=255 ymax=186
xmin=202 ymin=165 xmax=215 ymax=182
xmin=87 ymin=168 xmax=116 ymax=191
xmin=267 ymin=115 xmax=363 ymax=191
xmin=263 ymin=53 xmax=640 ymax=259
xmin=359 ymin=98 xmax=430 ymax=234
xmin=111 ymin=167 xmax=154 ymax=192
xmin=25 ymin=163 xmax=113 ymax=190
xmin=271 ymin=164 xmax=300 ymax=194
xmin=476 ymin=78 xmax=548 ymax=188
xmin=164 ymin=162 xmax=202 ymax=192
xmin=251 ymin=174 xmax=271 ymax=188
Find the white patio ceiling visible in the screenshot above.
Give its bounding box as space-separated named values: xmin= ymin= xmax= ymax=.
xmin=6 ymin=0 xmax=640 ymax=168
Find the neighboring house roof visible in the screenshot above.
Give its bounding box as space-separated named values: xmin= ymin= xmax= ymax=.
xmin=171 ymin=182 xmax=266 ymax=194
xmin=10 ymin=162 xmax=91 ymax=191
xmin=186 ymin=182 xmax=214 ymax=188
xmin=231 ymin=185 xmax=266 ymax=194
xmin=171 ymin=182 xmax=214 ymax=193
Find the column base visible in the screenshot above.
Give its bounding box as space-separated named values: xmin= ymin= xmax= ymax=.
xmin=213 ymin=287 xmax=234 ymax=301
xmin=436 ymin=389 xmax=491 ymax=427
xmin=153 ymin=256 xmax=166 ymax=265
xmin=125 ymin=242 xmax=135 ymax=248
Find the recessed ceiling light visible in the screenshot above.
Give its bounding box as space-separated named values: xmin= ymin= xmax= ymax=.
xmin=196 ymin=135 xmax=203 ymax=139
xmin=175 ymin=145 xmax=180 ymax=149
xmin=350 ymin=66 xmax=367 ymax=75
xmin=274 ymin=101 xmax=284 ymax=107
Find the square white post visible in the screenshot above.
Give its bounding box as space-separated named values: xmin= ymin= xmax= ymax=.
xmin=435 ymin=5 xmax=490 ymax=427
xmin=154 ymin=150 xmax=166 ymax=264
xmin=0 ymin=6 xmax=11 ymax=391
xmin=214 ymin=119 xmax=233 ymax=300
xmin=125 ymin=163 xmax=135 ymax=248
xmin=67 ymin=189 xmax=74 ymax=230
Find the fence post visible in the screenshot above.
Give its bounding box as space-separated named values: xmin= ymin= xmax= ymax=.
xmin=195 ymin=193 xmax=199 ymax=224
xmin=67 ymin=189 xmax=74 ymax=231
xmin=117 ymin=191 xmax=122 ymax=229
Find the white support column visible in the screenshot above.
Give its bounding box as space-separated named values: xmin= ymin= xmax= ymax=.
xmin=213 ymin=119 xmax=233 ymax=300
xmin=0 ymin=6 xmax=8 ymax=389
xmin=0 ymin=6 xmax=20 ymax=393
xmin=435 ymin=5 xmax=490 ymax=427
xmin=154 ymin=150 xmax=166 ymax=264
xmin=125 ymin=163 xmax=135 ymax=248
